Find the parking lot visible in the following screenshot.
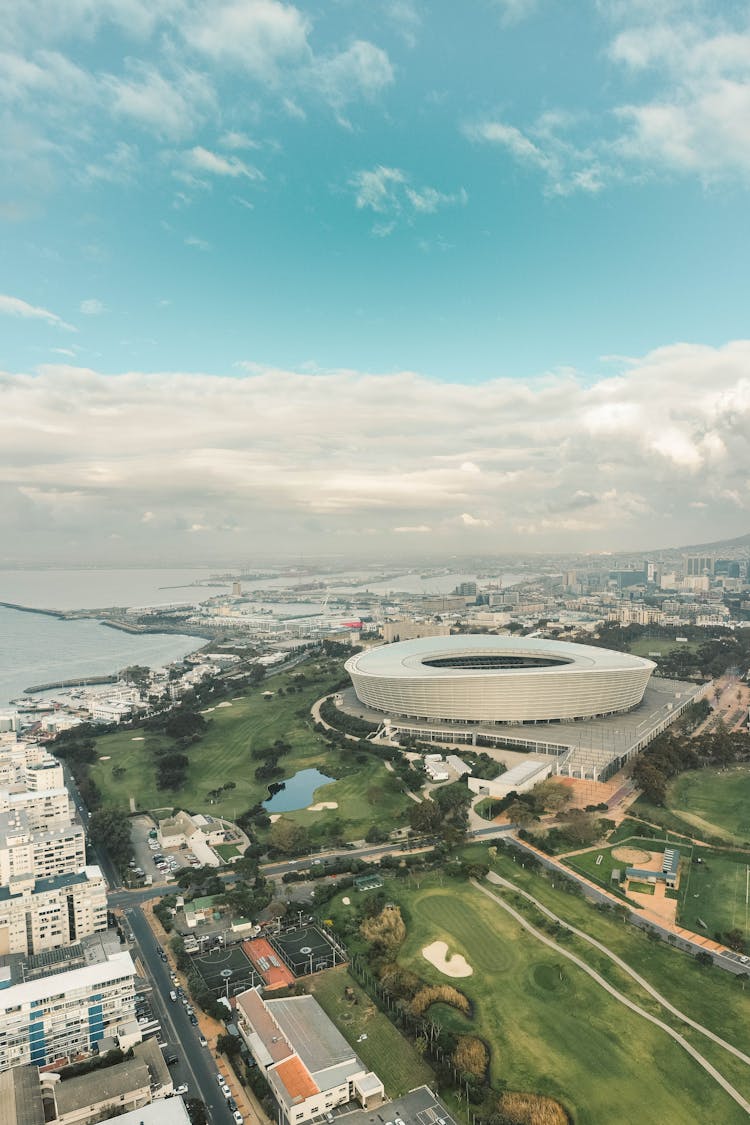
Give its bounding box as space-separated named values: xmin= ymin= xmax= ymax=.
xmin=129 ymin=814 xmax=179 ymax=887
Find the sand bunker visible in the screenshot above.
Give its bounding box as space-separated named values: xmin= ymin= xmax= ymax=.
xmin=422 ymin=940 xmax=473 ymax=978
xmin=342 ymin=896 xmax=351 ymax=906
xmin=612 ymin=846 xmax=653 ymax=865
xmin=269 ymin=814 xmax=281 ymax=823
xmin=131 ymin=737 xmax=144 ymax=741
xmin=307 ymin=801 xmax=338 ymax=811
xmin=217 ymin=701 xmax=233 ymax=708
xmin=99 ymin=756 xmax=111 ymax=761
xmin=200 ymin=707 xmax=215 ymax=714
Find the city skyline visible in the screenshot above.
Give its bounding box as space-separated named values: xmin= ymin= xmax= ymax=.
xmin=2 ymin=1 xmax=750 ymax=560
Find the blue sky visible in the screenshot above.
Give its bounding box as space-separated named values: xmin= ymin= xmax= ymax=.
xmin=2 ymin=1 xmax=750 ymax=561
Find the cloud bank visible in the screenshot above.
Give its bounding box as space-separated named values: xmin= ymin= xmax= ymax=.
xmin=2 ymin=340 xmax=749 ymax=562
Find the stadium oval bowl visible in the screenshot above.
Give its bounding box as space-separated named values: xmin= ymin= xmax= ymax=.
xmin=345 ymin=634 xmax=655 ymax=725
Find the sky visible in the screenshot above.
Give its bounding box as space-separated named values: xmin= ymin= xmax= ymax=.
xmin=2 ymin=0 xmax=750 ymax=564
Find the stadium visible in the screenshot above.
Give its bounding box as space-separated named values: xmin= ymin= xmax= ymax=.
xmin=345 ymin=635 xmax=655 ymax=725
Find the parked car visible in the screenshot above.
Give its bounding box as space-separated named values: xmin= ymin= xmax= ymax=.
xmin=233 ymin=1113 xmax=244 ymax=1125
xmin=199 ymin=1035 xmax=208 ymax=1047
xmin=174 ymin=1084 xmax=188 ymax=1095
xmin=189 ymin=1014 xmax=198 ymax=1025
xmin=216 ymin=1074 xmax=225 ymax=1086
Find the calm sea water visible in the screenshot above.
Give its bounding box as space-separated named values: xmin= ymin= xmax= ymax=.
xmin=0 ymin=606 xmax=203 ymax=707
xmin=0 ymin=566 xmax=532 ymax=709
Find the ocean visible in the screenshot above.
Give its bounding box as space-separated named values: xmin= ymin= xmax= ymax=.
xmin=0 ymin=566 xmax=532 ymax=708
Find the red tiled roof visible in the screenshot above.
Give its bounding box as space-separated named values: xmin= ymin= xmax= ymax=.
xmin=274 ymin=1056 xmax=320 ymax=1103
xmin=243 ymin=937 xmax=296 ymax=991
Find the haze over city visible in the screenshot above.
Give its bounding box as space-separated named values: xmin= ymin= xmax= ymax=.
xmin=2 ymin=1 xmax=750 ymax=560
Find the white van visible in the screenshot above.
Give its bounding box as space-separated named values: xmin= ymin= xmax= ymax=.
xmin=169 ymin=990 xmax=177 ymax=1002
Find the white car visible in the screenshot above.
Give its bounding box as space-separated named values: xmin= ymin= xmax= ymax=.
xmin=174 ymin=1083 xmax=188 ymax=1095
xmin=233 ymin=1113 xmax=244 ymax=1124
xmin=216 ymin=1074 xmax=226 ymax=1086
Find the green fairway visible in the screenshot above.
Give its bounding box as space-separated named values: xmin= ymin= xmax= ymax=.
xmin=354 ymin=875 xmax=750 ymax=1125
xmin=627 ymin=637 xmax=701 ymax=658
xmin=677 ymin=846 xmax=750 ymax=942
xmin=668 ymin=767 xmax=750 ymax=844
xmin=89 ymin=661 xmax=410 ymax=837
xmin=307 ymin=966 xmax=434 ymax=1097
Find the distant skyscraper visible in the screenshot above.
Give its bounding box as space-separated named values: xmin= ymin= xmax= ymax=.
xmin=232 ymin=581 xmax=242 ymax=597
xmin=684 ymin=555 xmax=713 ymax=577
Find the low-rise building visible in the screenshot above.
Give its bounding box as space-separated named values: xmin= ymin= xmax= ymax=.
xmin=0 ymin=866 xmax=107 ymax=956
xmin=42 ymin=1038 xmax=173 ymax=1124
xmin=235 ymin=988 xmax=383 ymax=1125
xmin=467 ymin=758 xmax=552 ymax=800
xmin=0 ymin=937 xmax=136 ymax=1072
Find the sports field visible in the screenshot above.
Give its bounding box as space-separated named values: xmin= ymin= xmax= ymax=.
xmin=89 ymin=659 xmax=410 ymax=836
xmin=191 ymin=943 xmax=257 ymax=994
xmin=565 ymin=836 xmax=674 ymax=893
xmin=668 ymin=767 xmax=750 ymax=844
xmin=677 ymin=847 xmax=750 ymax=941
xmin=328 ymin=867 xmax=750 ymax=1124
xmin=627 ymin=637 xmax=701 ymax=658
xmin=270 ymin=924 xmax=342 ymax=974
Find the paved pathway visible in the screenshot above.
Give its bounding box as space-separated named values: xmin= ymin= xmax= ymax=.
xmin=485 ymin=870 xmax=750 ymax=1069
xmin=471 ymin=877 xmax=750 ymax=1117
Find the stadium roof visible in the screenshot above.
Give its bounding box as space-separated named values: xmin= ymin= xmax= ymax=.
xmin=347 ymin=634 xmax=653 ymax=679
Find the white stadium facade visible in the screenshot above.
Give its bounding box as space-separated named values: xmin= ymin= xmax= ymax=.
xmin=343 ymin=635 xmax=705 ymax=781
xmin=345 ymin=635 xmax=655 ymax=725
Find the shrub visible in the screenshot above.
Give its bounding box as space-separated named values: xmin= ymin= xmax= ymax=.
xmin=410 ymin=984 xmax=470 ymax=1017
xmin=452 ymin=1035 xmax=489 ymax=1080
xmin=359 ymin=905 xmax=406 ymax=955
xmin=496 ymin=1091 xmax=569 ymax=1125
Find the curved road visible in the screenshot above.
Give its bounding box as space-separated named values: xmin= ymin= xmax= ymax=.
xmin=471 ymin=878 xmax=750 ymax=1117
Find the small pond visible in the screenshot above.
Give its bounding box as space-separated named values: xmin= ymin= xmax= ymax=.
xmin=263 ymin=767 xmax=334 ymax=813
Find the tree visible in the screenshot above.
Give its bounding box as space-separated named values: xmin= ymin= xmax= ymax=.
xmin=408 ymin=800 xmax=443 ymax=835
xmin=185 ymin=1099 xmax=208 ymax=1125
xmin=695 ymin=951 xmax=713 ymax=968
xmin=88 ymin=807 xmax=132 ymax=870
xmin=217 ymin=1033 xmax=242 ymax=1058
xmin=269 ymin=818 xmax=310 ymax=856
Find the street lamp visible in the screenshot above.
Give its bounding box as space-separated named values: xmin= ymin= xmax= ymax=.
xmin=220 ymin=967 xmax=233 ymax=1001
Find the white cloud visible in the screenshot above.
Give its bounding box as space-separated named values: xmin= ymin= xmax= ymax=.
xmin=349 ymin=166 xmax=467 ymax=231
xmin=104 ymin=61 xmax=216 ymax=141
xmin=186 ymin=146 xmax=263 ymax=179
xmin=490 ymin=0 xmax=540 ymax=25
xmin=184 ymin=235 xmax=211 ymax=250
xmin=464 ymin=118 xmax=606 ymax=196
xmin=80 ymin=298 xmax=106 ymax=316
xmin=306 ymin=40 xmax=394 ymax=110
xmin=2 ymin=340 xmax=749 ymax=558
xmin=0 ymin=294 xmax=75 ymax=331
xmin=184 ymin=0 xmax=311 ymax=79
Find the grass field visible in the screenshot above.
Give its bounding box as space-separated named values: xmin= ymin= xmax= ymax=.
xmin=677 ymin=847 xmax=750 ymax=941
xmin=565 ymin=836 xmax=675 ymax=894
xmin=667 ymin=767 xmax=750 ymax=845
xmin=89 ymin=659 xmax=410 ymax=838
xmin=627 ymin=637 xmax=701 ymax=658
xmin=335 ymin=872 xmax=749 ymax=1125
xmin=307 ymin=967 xmax=434 ymax=1097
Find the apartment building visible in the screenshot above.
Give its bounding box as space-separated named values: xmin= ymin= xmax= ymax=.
xmin=0 ymin=811 xmax=86 ymax=883
xmin=0 ymin=866 xmax=107 ymax=957
xmin=0 ymin=788 xmax=72 ymax=831
xmin=0 ymin=940 xmax=136 ymax=1072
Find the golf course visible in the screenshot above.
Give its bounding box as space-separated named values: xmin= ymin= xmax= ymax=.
xmin=89 ymin=658 xmax=410 ymax=839
xmin=324 ymin=848 xmax=750 ymax=1125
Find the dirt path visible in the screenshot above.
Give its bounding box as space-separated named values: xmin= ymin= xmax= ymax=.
xmin=472 ymin=878 xmax=750 ymax=1116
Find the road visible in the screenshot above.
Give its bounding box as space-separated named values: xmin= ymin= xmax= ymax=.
xmin=125 ymin=904 xmax=236 ymax=1125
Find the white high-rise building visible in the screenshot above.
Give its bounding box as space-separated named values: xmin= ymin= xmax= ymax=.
xmin=0 ymin=866 xmax=107 ymax=956
xmin=0 ymin=811 xmax=86 ymax=884
xmin=0 ymin=788 xmax=72 ymax=831
xmin=0 ymin=942 xmax=136 ymax=1072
